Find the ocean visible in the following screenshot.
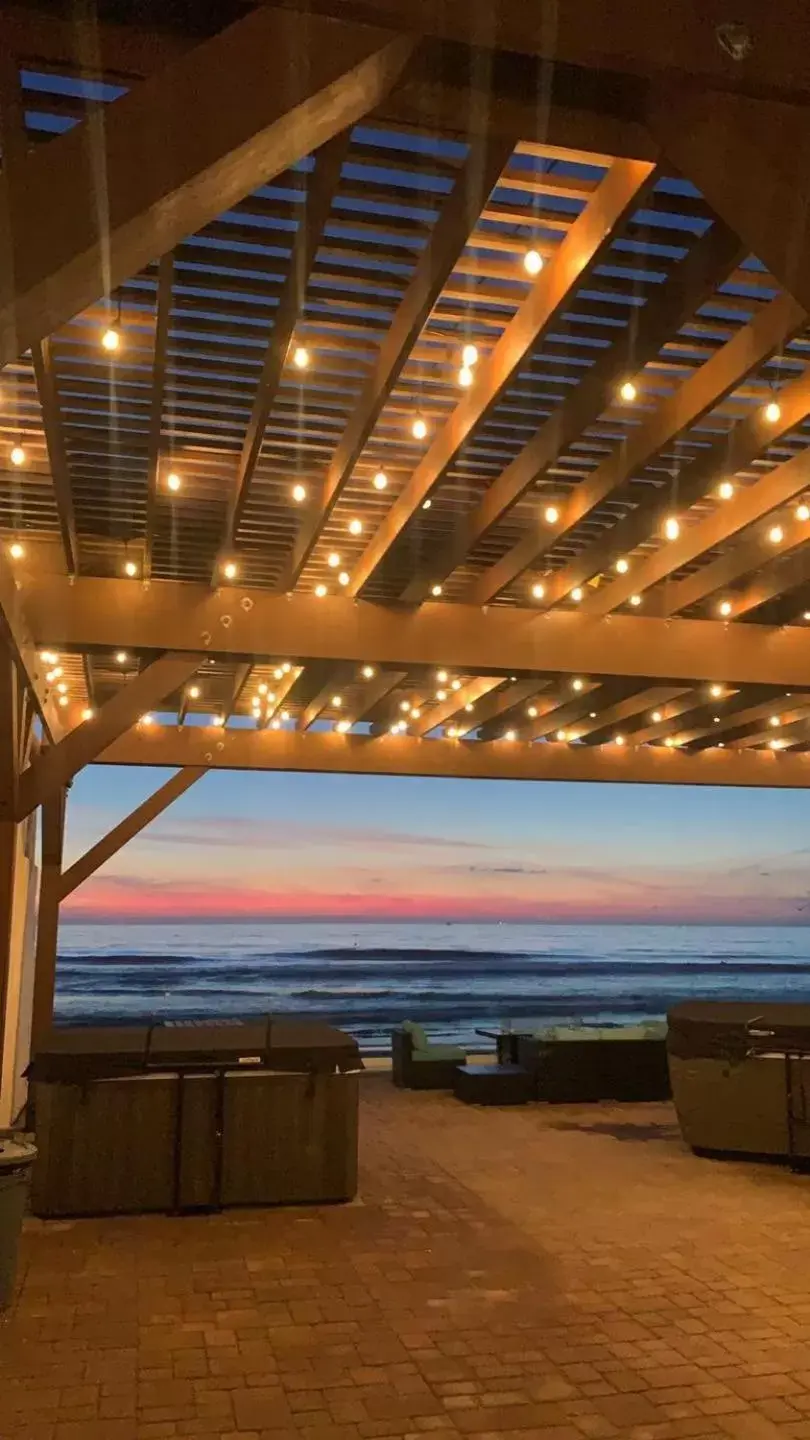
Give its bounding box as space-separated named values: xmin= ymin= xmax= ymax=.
xmin=55 ymin=921 xmax=810 ymax=1049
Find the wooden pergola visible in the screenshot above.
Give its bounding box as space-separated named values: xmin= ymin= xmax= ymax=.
xmin=2 ymin=0 xmax=810 ymax=1117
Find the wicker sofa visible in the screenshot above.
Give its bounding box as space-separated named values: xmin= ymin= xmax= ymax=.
xmin=391 ymin=1021 xmax=466 ymax=1089
xmin=517 ymin=1022 xmax=670 ymax=1102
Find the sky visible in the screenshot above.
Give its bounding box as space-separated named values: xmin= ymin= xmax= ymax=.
xmin=58 ymin=765 xmax=810 ymax=926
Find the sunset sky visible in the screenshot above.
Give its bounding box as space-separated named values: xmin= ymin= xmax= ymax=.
xmin=59 ymin=765 xmax=810 ymax=926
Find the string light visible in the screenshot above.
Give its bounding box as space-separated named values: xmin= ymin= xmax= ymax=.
xmin=292 ymin=483 xmax=307 ymax=503
xmin=619 ymin=380 xmax=636 ymax=402
xmin=81 ymin=707 xmax=94 ymax=721
xmin=400 ymin=700 xmax=411 ymax=713
xmin=527 ymin=705 xmax=538 ymax=718
xmin=504 ymin=730 xmax=516 ymax=742
xmin=56 ymin=681 xmax=68 ymax=694
xmin=8 ymin=541 xmax=24 ymax=560
xmin=664 ymin=516 xmax=680 ymax=541
xmin=804 ymin=612 xmax=810 ymax=621
xmin=361 ymin=665 xmax=375 ymax=679
xmin=571 ymin=587 xmax=584 ymax=602
xmin=292 ymin=346 xmax=309 ymax=369
xmin=412 ymin=416 xmax=427 ymax=440
xmin=462 ymin=344 xmax=479 ymax=368
xmin=188 ymin=685 xmax=200 ymax=700
xmin=524 ymin=249 xmax=543 ymax=276
xmin=10 ymin=444 xmax=25 ymax=467
xmin=447 ymin=725 xmax=458 ymax=738
xmin=270 ymin=718 xmax=281 ymax=730
xmin=327 ymin=552 xmax=341 ymax=568
xmin=651 ymin=711 xmax=662 ymax=723
xmin=764 ymin=399 xmax=781 ymax=423
xmin=437 ymin=670 xmax=448 ymax=683
xmin=436 ymin=688 xmax=447 ymax=701
xmin=556 ymin=729 xmax=568 ymax=741
xmin=212 ymin=714 xmax=225 ymax=728
xmin=281 ymin=662 xmax=291 ymax=674
xmin=770 ymin=737 xmax=783 ymax=750
xmin=458 ymin=365 xmax=474 ymax=388
xmin=531 ymin=581 xmax=545 ymax=600
xmin=336 ymin=720 xmax=350 ymax=733
xmin=273 ymin=667 xmax=284 ymax=680
xmin=713 ymin=716 xmax=721 ymax=724
xmin=451 ymin=679 xmax=462 ymax=692
xmin=101 ymin=325 xmax=120 ymax=352
xmin=166 ymin=472 xmax=181 ymax=492
xmin=39 ymin=651 xmax=58 ymax=665
xmin=431 ymin=583 xmax=443 ymax=597
xmin=331 ymin=694 xmax=342 ymax=708
xmin=768 ymin=524 xmax=784 ymax=545
xmin=412 ymin=708 xmax=421 ymax=719
xmin=58 ymin=695 xmax=68 ymax=708
xmin=45 ymin=668 xmax=61 ymax=683
xmin=630 ymin=593 xmax=642 ymax=606
xmin=718 ymin=599 xmax=732 ymax=617
xmin=798 ymin=503 xmax=810 ymax=522
xmin=718 ymin=481 xmax=734 ymax=500
xmin=348 ymin=518 xmax=363 ymax=535
xmin=124 ymin=560 xmax=138 ymax=577
xmin=140 ymin=713 xmax=154 ymax=726
xmin=422 ymin=498 xmax=432 ymax=510
xmin=615 ymin=557 xmax=629 ymax=574
xmin=373 ymin=470 xmax=388 ymax=490
xmin=615 ymin=734 xmax=626 ymax=746
xmin=769 ymin=715 xmax=781 ymax=727
xmin=258 ymin=683 xmax=268 ymax=696
xmin=115 ymin=651 xmax=128 ymax=664
xmin=572 ymin=678 xmax=584 ymax=692
xmin=710 ymin=684 xmax=724 ymax=698
xmin=338 ymin=571 xmax=350 ymax=586
xmin=544 ymin=505 xmax=559 ymax=525
xmin=315 ymin=583 xmax=327 ymax=597
xmin=222 ymin=561 xmax=238 ymax=579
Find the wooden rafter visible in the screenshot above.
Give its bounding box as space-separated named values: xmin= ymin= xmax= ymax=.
xmin=346 ymin=156 xmax=657 ymax=597
xmin=224 ymin=130 xmax=351 ymax=559
xmin=402 ymin=216 xmax=744 ymax=603
xmin=573 ymin=686 xmax=693 ymax=742
xmin=31 ymin=339 xmax=78 ymax=576
xmin=410 ymin=677 xmax=504 ymax=737
xmin=143 ymin=251 xmax=175 ymax=581
xmin=477 ymin=289 xmax=806 ymax=607
xmin=284 ymin=131 xmax=518 ymax=587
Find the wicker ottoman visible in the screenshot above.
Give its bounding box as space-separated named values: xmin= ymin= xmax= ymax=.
xmin=453 ymin=1063 xmax=533 ymax=1105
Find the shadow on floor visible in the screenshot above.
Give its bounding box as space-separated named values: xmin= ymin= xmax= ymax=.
xmin=550 ymin=1119 xmax=682 ymax=1143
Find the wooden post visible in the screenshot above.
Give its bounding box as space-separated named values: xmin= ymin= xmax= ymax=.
xmin=30 ymin=787 xmax=66 ymax=1055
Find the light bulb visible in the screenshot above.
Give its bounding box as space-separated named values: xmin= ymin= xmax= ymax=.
xmin=571 ymin=587 xmax=583 ymax=602
xmin=619 ymin=380 xmax=636 ymax=403
xmin=629 ymin=594 xmax=642 ymax=606
xmin=8 ymin=541 xmax=24 ymax=559
xmin=223 ymin=561 xmax=237 ymax=579
xmin=273 ymin=668 xmax=284 ymax=680
xmin=332 ymin=695 xmax=342 ymax=707
xmin=523 ymin=249 xmax=543 ymax=276
xmin=400 ymin=700 xmax=411 ymax=713
xmin=281 ymin=662 xmax=291 ymax=673
xmin=504 ymin=730 xmax=516 ymax=742
xmin=431 ymin=584 xmax=442 ymax=597
xmin=327 ymin=552 xmax=341 ymax=568
xmin=664 ymin=516 xmax=680 ymax=541
xmin=81 ymin=707 xmax=94 ymax=721
xmin=124 ymin=560 xmax=138 ymax=577
xmin=39 ymin=651 xmax=57 ymax=664
xmin=615 ymin=734 xmax=625 ymax=746
xmin=436 ymin=689 xmax=447 ymax=701
xmin=57 ymin=682 xmax=67 ymax=694
xmin=770 ymin=738 xmax=783 ymax=750
xmin=710 ymin=684 xmax=723 ymax=698
xmin=571 ymin=678 xmax=584 ymax=692
xmin=719 ymin=600 xmax=732 ymax=617
xmin=336 ymin=720 xmax=350 ymax=733
xmin=188 ymin=686 xmax=200 ymax=699
xmin=764 ymin=399 xmax=781 ymax=423
xmin=544 ymin=505 xmax=559 ymax=525
xmin=451 ymin=679 xmax=461 ymax=692
xmin=447 ymin=726 xmax=457 ymax=739
xmin=798 ymin=504 xmax=810 ymax=522
xmin=422 ymin=499 xmax=432 ymax=510
xmin=615 ymin=557 xmax=629 ymax=574
xmin=389 ymin=723 xmax=400 ymax=735
xmin=270 ymin=718 xmax=281 ymax=730
xmin=101 ymin=326 xmax=119 ymax=352
xmin=437 ymin=669 xmax=448 ymax=682
xmin=348 ymin=518 xmax=363 ymax=535
xmin=556 ymin=729 xmax=567 ymax=741
xmin=258 ymin=683 xmax=268 ymax=696
xmin=212 ymin=715 xmax=225 ymax=728
xmin=315 ymin=583 xmax=327 ymax=597
xmin=166 ymin=472 xmax=181 ymax=492
xmin=651 ymin=711 xmax=662 ymax=723
xmin=718 ymin=481 xmax=734 ymax=500
xmin=527 ymin=705 xmax=538 ymax=718
xmin=768 ymin=524 xmax=784 ymax=545
xmin=769 ymin=715 xmax=781 ymax=727
xmin=462 ymin=344 xmax=478 ymax=368
xmin=58 ymin=695 xmax=68 ymax=708
xmin=292 ymin=483 xmax=307 ymax=503
xmin=412 ymin=416 xmax=427 ymax=440
xmin=293 ymin=346 xmax=309 ymax=369
xmin=463 ymin=703 xmax=473 ymax=714
xmin=373 ymin=470 xmax=388 ymax=490
xmin=10 ymin=445 xmax=25 ymax=467
xmin=804 ymin=612 xmax=810 ymax=621
xmin=362 ymin=665 xmax=375 ymax=679
xmin=412 ymin=708 xmax=421 ymax=720
xmin=140 ymin=713 xmax=154 ymax=726
xmin=458 ymin=366 xmax=474 ymax=388
xmin=664 ymin=737 xmax=675 ymax=748
xmin=531 ymin=581 xmax=545 ymax=600
xmin=116 ymin=651 xmax=128 ymax=664
xmin=338 ymin=571 xmax=350 ymax=586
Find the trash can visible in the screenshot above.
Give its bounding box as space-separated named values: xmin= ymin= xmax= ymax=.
xmin=0 ymin=1135 xmax=37 ymax=1308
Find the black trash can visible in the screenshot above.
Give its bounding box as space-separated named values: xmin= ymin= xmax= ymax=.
xmin=0 ymin=1135 xmax=37 ymax=1308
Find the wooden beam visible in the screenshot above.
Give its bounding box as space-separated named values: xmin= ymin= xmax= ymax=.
xmin=0 ymin=9 xmax=414 ymax=367
xmin=350 ymin=669 xmax=408 ymax=724
xmin=225 ymin=130 xmax=350 ymax=559
xmin=22 ymin=577 xmax=810 ymax=691
xmin=731 ymin=547 xmax=810 ymax=620
xmin=519 ymin=681 xmax=618 ymax=742
xmin=584 ymin=447 xmax=810 ymax=617
xmin=143 ymin=251 xmax=175 ymax=582
xmin=346 ymin=156 xmax=657 ymax=596
xmin=97 ymin=720 xmax=810 ymax=789
xmin=573 ymin=686 xmax=693 ymax=742
xmin=30 ymin=786 xmax=65 ymax=1054
xmin=410 ymin=676 xmax=504 ymax=737
xmin=17 ymin=652 xmax=199 ymax=819
xmin=0 ymin=556 xmax=63 ymax=743
xmin=31 ymin=339 xmax=79 ymax=576
xmin=284 ymin=131 xmax=517 ymax=586
xmin=477 ymin=289 xmax=806 ymax=607
xmin=299 ymin=666 xmax=354 ymax=731
xmin=403 ymin=217 xmax=744 ymax=604
xmin=59 ymin=767 xmax=206 ymax=900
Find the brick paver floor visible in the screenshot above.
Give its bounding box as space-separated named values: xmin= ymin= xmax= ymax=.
xmin=4 ymin=1077 xmax=810 ymax=1440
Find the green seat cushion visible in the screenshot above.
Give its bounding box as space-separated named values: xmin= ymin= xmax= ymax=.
xmin=534 ymin=1023 xmax=666 ymax=1044
xmin=412 ymin=1044 xmax=465 ymax=1062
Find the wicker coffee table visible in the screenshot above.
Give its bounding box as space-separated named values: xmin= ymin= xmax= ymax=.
xmin=453 ymin=1063 xmax=533 ymax=1105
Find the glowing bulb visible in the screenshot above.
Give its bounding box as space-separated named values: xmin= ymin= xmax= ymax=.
xmin=166 ymin=472 xmax=181 ymax=492
xmin=81 ymin=707 xmax=94 ymax=722
xmin=270 ymin=718 xmax=281 ymax=730
xmin=713 ymin=716 xmax=721 ymax=724
xmin=651 ymin=711 xmax=662 ymax=723
xmin=437 ymin=670 xmax=448 ymax=683
xmin=101 ymin=326 xmax=119 ymax=353
xmin=39 ymin=651 xmax=57 ymax=664
xmin=710 ymin=684 xmax=723 ymax=698
xmin=431 ymin=584 xmax=442 ymax=597
xmin=58 ymin=695 xmax=68 ymax=708
xmin=315 ymin=583 xmax=327 ymax=597
xmin=327 ymin=552 xmax=341 ymax=568
xmin=338 ymin=571 xmax=350 ymax=586
xmin=389 ymin=723 xmax=400 ymax=735
xmin=292 ymin=483 xmax=307 ymax=503
xmin=273 ymin=668 xmax=284 ymax=680
xmin=544 ymin=505 xmax=559 ymax=525
xmin=373 ymin=471 xmax=388 ymax=491
xmin=412 ymin=708 xmax=421 ymax=720
xmin=115 ymin=651 xmax=128 ymax=665
xmin=331 ymin=695 xmax=342 ymax=708
xmin=10 ymin=445 xmax=25 ymax=467
xmin=768 ymin=524 xmax=784 ymax=545
xmin=212 ymin=714 xmax=225 ymax=728
xmin=629 ymin=594 xmax=642 ymax=607
xmin=56 ymin=682 xmax=67 ymax=694
xmin=447 ymin=726 xmax=457 ymax=738
xmin=336 ymin=720 xmax=350 ymax=733
xmin=719 ymin=600 xmax=732 ymax=617
xmin=258 ymin=683 xmax=268 ymax=696
xmin=187 ymin=685 xmax=200 ymax=701
xmin=281 ymin=663 xmax=291 ymax=674
xmin=8 ymin=541 xmax=24 ymax=559
xmin=664 ymin=737 xmax=675 ymax=748
xmin=619 ymin=380 xmax=637 ymax=403
xmin=769 ymin=715 xmax=781 ymax=727
xmin=527 ymin=706 xmax=538 ymax=718
xmin=615 ymin=557 xmax=629 ymax=574
xmin=556 ymin=729 xmax=567 ymax=742
xmin=362 ymin=665 xmax=375 ymax=679
xmin=764 ymin=399 xmax=781 ymax=423
xmin=293 ymin=346 xmax=309 ymax=369
xmin=451 ymin=679 xmax=461 ymax=692
xmin=718 ymin=481 xmax=734 ymax=500
xmin=531 ymin=581 xmax=545 ymax=600
xmin=615 ymin=734 xmax=625 ymax=746
xmin=400 ymin=701 xmax=411 ymax=713
xmin=462 ymin=344 xmax=478 ymax=368
xmin=664 ymin=516 xmax=680 ymax=541
xmin=524 ymin=249 xmax=543 ymax=276
xmin=571 ymin=678 xmax=584 ymax=692
xmin=798 ymin=504 xmax=810 ymax=522
xmin=140 ymin=713 xmax=154 ymax=726
xmin=348 ymin=518 xmax=363 ymax=536
xmin=412 ymin=416 xmax=427 ymax=440
xmin=804 ymin=612 xmax=810 ymax=621
xmin=458 ymin=366 xmax=474 ymax=388
xmin=436 ymin=689 xmax=447 ymax=701
xmin=124 ymin=560 xmax=138 ymax=577
xmin=504 ymin=730 xmax=516 ymax=742
xmin=223 ymin=561 xmax=237 ymax=580
xmin=47 ymin=668 xmax=62 ymax=681
xmin=422 ymin=499 xmax=432 ymax=510
xmin=571 ymin=587 xmax=583 ymax=603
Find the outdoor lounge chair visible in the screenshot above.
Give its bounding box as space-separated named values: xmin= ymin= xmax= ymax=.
xmin=391 ymin=1021 xmax=466 ymax=1089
